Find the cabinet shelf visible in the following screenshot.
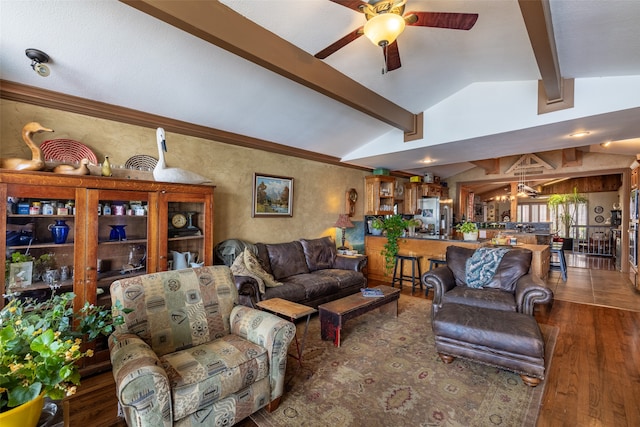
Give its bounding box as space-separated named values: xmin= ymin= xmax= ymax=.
xmin=7 ymin=242 xmax=75 ymax=250
xmin=8 ymin=214 xmax=75 ymax=219
xmin=98 ymin=238 xmax=147 ymax=245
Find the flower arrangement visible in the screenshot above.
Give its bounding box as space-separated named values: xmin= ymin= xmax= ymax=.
xmin=0 ymin=292 xmax=126 ymax=412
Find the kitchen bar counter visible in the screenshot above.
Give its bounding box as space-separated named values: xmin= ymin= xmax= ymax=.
xmin=364 ymin=236 xmax=550 ymax=283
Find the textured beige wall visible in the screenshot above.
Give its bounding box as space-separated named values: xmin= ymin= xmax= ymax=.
xmin=1 ymin=100 xmax=369 ymax=245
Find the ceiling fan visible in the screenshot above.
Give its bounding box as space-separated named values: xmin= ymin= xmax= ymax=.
xmin=315 ymin=0 xmax=478 ymax=72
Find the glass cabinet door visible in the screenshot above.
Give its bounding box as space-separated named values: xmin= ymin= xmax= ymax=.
xmin=85 ymin=189 xmax=156 ymax=309
xmin=158 ymin=192 xmax=214 ymax=271
xmin=3 ymin=184 xmax=79 ymax=305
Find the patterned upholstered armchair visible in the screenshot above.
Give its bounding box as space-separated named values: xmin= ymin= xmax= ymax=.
xmin=108 ymin=266 xmax=296 ymax=427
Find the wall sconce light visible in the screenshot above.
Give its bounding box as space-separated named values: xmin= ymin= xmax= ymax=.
xmin=334 ymin=214 xmax=355 ymax=251
xmin=25 ymin=48 xmax=50 ymax=77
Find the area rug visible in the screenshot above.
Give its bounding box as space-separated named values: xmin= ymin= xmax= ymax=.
xmin=251 ymin=295 xmax=558 ymax=427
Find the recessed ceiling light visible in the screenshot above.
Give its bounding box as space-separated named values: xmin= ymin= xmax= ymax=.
xmin=421 ymin=159 xmax=433 ymax=164
xmin=569 ymin=131 xmax=590 ymax=137
xmin=600 ymin=141 xmax=611 ymax=148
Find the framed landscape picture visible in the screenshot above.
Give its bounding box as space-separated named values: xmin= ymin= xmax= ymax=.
xmin=252 ymin=173 xmax=294 ymax=217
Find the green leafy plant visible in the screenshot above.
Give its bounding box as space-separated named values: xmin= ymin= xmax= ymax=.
xmin=34 ymin=253 xmax=57 ymax=280
xmin=456 ymin=221 xmax=478 ymax=234
xmin=371 ymin=217 xmax=384 ymax=229
xmin=0 ymin=292 xmax=128 ymax=412
xmin=406 ymin=218 xmax=422 ymax=228
xmin=380 ymin=215 xmax=408 ymax=274
xmin=547 ymin=187 xmax=587 ymax=237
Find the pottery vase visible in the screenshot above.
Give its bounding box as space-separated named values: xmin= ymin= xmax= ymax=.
xmin=463 ymin=231 xmax=479 ymax=241
xmin=0 ymin=392 xmax=44 ymax=427
xmin=109 ymin=225 xmax=127 ymax=241
xmin=48 ymin=219 xmax=69 ymax=244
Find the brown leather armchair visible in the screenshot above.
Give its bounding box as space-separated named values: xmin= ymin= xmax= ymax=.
xmin=422 ymin=245 xmax=553 ymax=318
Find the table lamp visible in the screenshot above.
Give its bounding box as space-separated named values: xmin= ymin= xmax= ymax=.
xmin=334 ymin=214 xmax=355 ymax=251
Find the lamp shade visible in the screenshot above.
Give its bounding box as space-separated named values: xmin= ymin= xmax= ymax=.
xmin=334 ymin=214 xmax=355 ymax=229
xmin=364 ymin=13 xmax=406 ymax=47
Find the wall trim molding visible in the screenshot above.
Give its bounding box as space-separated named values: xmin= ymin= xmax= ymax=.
xmin=0 ymin=79 xmax=370 ymax=171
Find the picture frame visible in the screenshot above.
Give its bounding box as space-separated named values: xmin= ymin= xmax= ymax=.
xmin=252 ymin=173 xmax=294 ymax=217
xmin=8 ymin=261 xmax=33 ymax=289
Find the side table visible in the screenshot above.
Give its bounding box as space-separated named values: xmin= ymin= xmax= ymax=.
xmin=256 ymin=298 xmax=317 ymax=366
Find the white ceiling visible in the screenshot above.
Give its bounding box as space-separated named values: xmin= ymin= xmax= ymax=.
xmin=1 ymin=0 xmax=639 ymax=179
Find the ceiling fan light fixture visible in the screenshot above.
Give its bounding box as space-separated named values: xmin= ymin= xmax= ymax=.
xmin=364 ymin=13 xmax=405 ymax=47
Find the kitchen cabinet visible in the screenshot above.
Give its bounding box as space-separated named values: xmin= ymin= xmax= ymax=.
xmin=1 ymin=170 xmax=214 ymax=373
xmin=403 ymin=182 xmax=448 ymax=215
xmin=364 ymin=175 xmax=395 ymax=215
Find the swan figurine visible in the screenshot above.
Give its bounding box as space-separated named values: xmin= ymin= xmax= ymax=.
xmin=153 ymin=127 xmax=212 ymax=184
xmin=53 ymin=158 xmax=90 ymax=175
xmin=0 ymin=122 xmax=54 ymax=171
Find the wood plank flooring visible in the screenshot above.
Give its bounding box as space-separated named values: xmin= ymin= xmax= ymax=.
xmin=71 ymin=257 xmax=640 ymax=427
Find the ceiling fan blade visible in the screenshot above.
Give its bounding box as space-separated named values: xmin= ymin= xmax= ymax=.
xmin=315 ymin=27 xmax=364 ymax=59
xmin=405 ymin=11 xmax=478 ymax=30
xmin=329 ymin=0 xmax=368 ymax=13
xmin=384 ymin=41 xmax=401 ymax=72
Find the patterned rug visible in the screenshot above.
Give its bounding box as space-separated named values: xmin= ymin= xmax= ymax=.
xmin=251 ymin=295 xmax=557 ymax=427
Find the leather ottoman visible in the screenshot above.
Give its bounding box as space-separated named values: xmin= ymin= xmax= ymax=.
xmin=432 ymin=303 xmax=545 ymax=386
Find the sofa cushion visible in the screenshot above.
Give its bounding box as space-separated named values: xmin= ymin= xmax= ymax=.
xmin=160 ymin=334 xmax=268 ymax=421
xmin=300 ymin=236 xmax=336 ymax=271
xmin=314 ymin=269 xmax=364 ymax=289
xmin=255 ymin=243 xmax=274 ymax=276
xmin=446 ymin=246 xmax=532 ymax=292
xmin=442 ymin=286 xmax=517 ymax=312
xmin=266 ymin=241 xmax=310 ymax=280
xmin=262 ymin=281 xmax=307 ymax=302
xmin=282 ymin=273 xmax=341 ymax=301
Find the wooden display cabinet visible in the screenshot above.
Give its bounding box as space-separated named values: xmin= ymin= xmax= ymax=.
xmin=364 ymin=175 xmax=395 ymax=215
xmin=1 ymin=170 xmax=214 ymax=373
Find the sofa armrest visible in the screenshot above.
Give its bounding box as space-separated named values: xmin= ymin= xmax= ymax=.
xmin=422 ymin=267 xmax=456 ymax=306
xmin=514 ymin=275 xmax=554 ymax=315
xmin=334 ymin=255 xmax=367 ymax=272
xmin=230 ymin=306 xmax=296 ymax=403
xmin=108 ymin=333 xmax=172 ymax=427
xmin=234 ymin=275 xmax=262 ymax=308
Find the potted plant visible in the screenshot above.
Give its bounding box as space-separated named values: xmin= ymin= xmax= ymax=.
xmin=456 ymin=221 xmax=479 ymax=241
xmin=0 ymin=292 xmax=127 ymax=426
xmin=406 ymin=218 xmax=421 ymax=236
xmin=380 ymin=215 xmax=408 ymax=274
xmin=547 ymin=187 xmax=588 ymax=246
xmin=370 ymin=217 xmax=384 ymax=236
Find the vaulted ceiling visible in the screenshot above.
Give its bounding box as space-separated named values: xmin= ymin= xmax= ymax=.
xmin=1 ymin=0 xmax=639 ymax=179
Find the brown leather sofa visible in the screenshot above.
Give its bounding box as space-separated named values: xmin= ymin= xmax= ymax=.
xmin=236 ymin=236 xmax=367 ymax=308
xmin=422 ymin=245 xmax=554 ymax=318
xmin=422 ymin=245 xmax=554 ymax=386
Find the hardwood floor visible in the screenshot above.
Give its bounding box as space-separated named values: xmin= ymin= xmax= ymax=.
xmin=77 ymin=257 xmax=640 ymax=427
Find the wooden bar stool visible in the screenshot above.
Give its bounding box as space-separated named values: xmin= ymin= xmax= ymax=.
xmin=428 ymin=258 xmax=447 ymax=270
xmin=391 ymin=254 xmax=423 ymax=294
xmin=550 ymin=248 xmax=567 ymax=281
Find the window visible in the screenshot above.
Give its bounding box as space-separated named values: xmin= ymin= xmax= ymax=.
xmin=516 ymin=203 xmax=548 ymax=223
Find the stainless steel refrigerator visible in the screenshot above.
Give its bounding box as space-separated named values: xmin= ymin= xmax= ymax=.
xmin=415 ymin=197 xmax=453 ymax=237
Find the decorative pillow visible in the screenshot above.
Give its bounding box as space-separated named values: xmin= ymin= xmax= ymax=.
xmin=266 ymin=241 xmax=310 ymax=280
xmin=243 ymin=248 xmax=282 ymax=288
xmin=300 ymin=236 xmax=336 ymax=271
xmin=465 ymin=247 xmax=510 ymax=288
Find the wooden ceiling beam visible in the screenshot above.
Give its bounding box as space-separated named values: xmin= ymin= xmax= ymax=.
xmin=518 ymin=0 xmax=574 ymax=113
xmin=120 ymin=0 xmax=421 ymax=139
xmin=561 ymin=148 xmax=583 ymax=167
xmin=470 ymin=159 xmax=500 ymax=175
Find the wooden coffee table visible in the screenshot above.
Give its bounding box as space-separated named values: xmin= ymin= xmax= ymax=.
xmin=256 ymin=298 xmax=317 ymax=366
xmin=318 ymin=285 xmax=401 ymax=347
